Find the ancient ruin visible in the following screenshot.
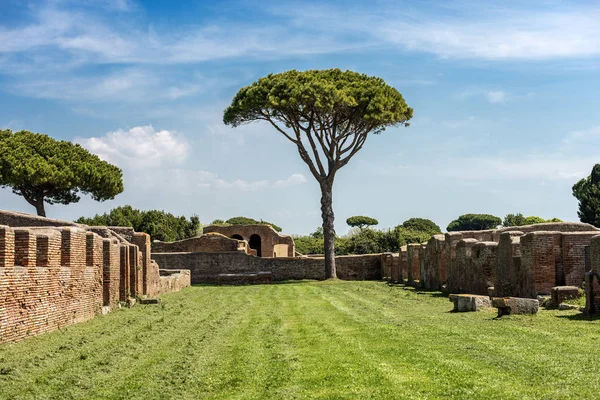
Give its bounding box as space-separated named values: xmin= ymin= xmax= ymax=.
xmin=386 ymin=221 xmax=600 ymax=314
xmin=0 ymin=210 xmax=190 ymax=343
xmin=4 ymin=207 xmax=600 ymax=343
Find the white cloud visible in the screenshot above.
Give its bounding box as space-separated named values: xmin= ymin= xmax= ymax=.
xmin=486 ymin=90 xmax=506 ymax=104
xmin=563 ymin=125 xmax=600 ymax=144
xmin=76 ymin=125 xmax=189 ymax=168
xmin=209 ymin=173 xmax=306 ymax=191
xmin=276 ymin=2 xmax=600 ymax=61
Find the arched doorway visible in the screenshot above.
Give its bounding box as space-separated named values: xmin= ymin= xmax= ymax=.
xmin=231 ymin=234 xmax=243 ymax=240
xmin=248 ymin=234 xmax=262 ymax=257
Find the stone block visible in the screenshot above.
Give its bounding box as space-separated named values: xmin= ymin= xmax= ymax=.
xmin=492 ymin=297 xmax=539 ymax=316
xmin=449 ymin=294 xmax=492 ymax=312
xmin=551 ymin=286 xmax=581 ymax=306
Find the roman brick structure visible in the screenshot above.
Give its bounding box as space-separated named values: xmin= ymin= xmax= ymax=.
xmin=203 ymin=224 xmax=295 ymax=257
xmin=0 ymin=210 xmax=191 ymax=343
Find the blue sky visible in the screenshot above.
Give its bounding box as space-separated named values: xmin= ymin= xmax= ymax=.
xmin=1 ymin=0 xmax=600 ymax=235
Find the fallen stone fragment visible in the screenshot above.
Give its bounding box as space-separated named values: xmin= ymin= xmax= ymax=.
xmin=449 ymin=294 xmax=492 ymax=312
xmin=551 ymin=286 xmax=581 ymax=306
xmin=492 ymin=297 xmax=539 ymax=316
xmin=558 ymin=303 xmax=579 ymax=311
xmin=537 ymin=295 xmax=550 ymax=307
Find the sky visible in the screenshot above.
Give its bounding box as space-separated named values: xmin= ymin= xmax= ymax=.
xmin=1 ymin=0 xmax=600 ymax=235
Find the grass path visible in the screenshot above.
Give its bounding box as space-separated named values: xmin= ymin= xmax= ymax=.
xmin=1 ymin=281 xmax=600 ymax=399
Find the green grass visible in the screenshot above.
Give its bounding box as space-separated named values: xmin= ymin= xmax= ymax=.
xmin=1 ymin=281 xmax=600 ymax=399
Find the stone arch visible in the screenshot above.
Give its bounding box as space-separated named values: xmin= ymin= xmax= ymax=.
xmin=231 ymin=234 xmax=244 ymax=240
xmin=248 ymin=234 xmax=262 ymax=257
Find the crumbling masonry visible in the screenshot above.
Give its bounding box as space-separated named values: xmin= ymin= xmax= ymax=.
xmin=386 ymin=222 xmax=600 ymax=313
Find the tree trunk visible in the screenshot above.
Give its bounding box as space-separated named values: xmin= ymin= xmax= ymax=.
xmin=34 ymin=198 xmax=46 ymax=217
xmin=320 ymin=180 xmax=336 ymax=279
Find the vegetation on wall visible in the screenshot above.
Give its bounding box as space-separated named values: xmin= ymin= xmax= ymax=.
xmin=502 ymin=213 xmax=562 ymax=227
xmin=0 ymin=129 xmax=123 ymax=217
xmin=209 ymin=216 xmax=282 ymax=232
xmin=76 ymin=206 xmax=201 ymax=242
xmin=224 ymin=69 xmax=413 ymax=278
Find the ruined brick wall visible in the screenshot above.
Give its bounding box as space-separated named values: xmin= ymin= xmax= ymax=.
xmin=449 ymin=239 xmax=478 ymax=294
xmin=494 ymin=231 xmax=524 ymax=297
xmin=102 ymin=238 xmax=121 ymax=307
xmin=520 ymin=232 xmax=556 ymax=297
xmin=152 ymin=233 xmax=246 ymax=254
xmin=493 ymin=222 xmax=599 ymax=241
xmin=418 ymin=244 xmax=427 ymax=285
xmin=152 ymin=251 xmax=385 ymax=283
xmin=400 ymin=246 xmax=408 ymax=282
xmin=389 ymin=253 xmax=400 ymax=283
xmin=585 ymin=235 xmax=600 ymax=314
xmin=469 ymin=242 xmax=497 ymax=295
xmin=203 ymin=224 xmax=295 ymax=257
xmin=145 ymin=260 xmax=162 ymax=297
xmin=0 ymin=210 xmax=81 ymax=228
xmin=561 ymin=232 xmax=596 ymax=287
xmin=107 ymin=227 xmax=135 ymax=242
xmin=422 ymin=235 xmax=445 ymax=290
xmin=132 ymin=233 xmax=151 ymax=295
xmin=444 ymin=232 xmax=463 ymax=291
xmin=0 ymin=226 xmax=103 ymax=343
xmin=406 ymin=243 xmax=420 ymax=284
xmin=154 ymin=270 xmax=191 ymax=296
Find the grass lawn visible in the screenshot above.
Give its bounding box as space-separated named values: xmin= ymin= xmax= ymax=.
xmin=1 ymin=280 xmax=600 ymax=399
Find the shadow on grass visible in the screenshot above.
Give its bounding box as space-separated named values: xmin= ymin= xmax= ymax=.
xmin=554 ymin=312 xmax=600 ymax=321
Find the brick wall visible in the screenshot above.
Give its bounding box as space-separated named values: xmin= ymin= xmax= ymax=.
xmin=389 ymin=253 xmax=400 ymax=283
xmin=585 ymin=235 xmax=600 ymax=314
xmin=422 ymin=235 xmax=445 ymax=290
xmin=152 ymin=251 xmax=385 ymax=283
xmin=400 ymin=246 xmax=408 ymax=282
xmin=102 ymin=238 xmax=121 ymax=307
xmin=0 ymin=215 xmax=192 ymax=343
xmin=154 ymin=270 xmax=191 ymax=296
xmin=494 ymin=231 xmax=524 ymax=297
xmin=0 ymin=226 xmax=103 ymax=343
xmin=132 ymin=233 xmax=151 ymax=295
xmin=406 ymin=243 xmax=420 ymax=284
xmin=145 ymin=260 xmax=162 ymax=297
xmin=469 ymin=242 xmax=497 ymax=295
xmin=152 ymin=233 xmax=245 ymax=254
xmin=0 ymin=210 xmax=80 ymax=228
xmin=203 ymin=224 xmax=295 ymax=257
xmin=449 ymin=239 xmax=478 ymax=294
xmin=561 ymin=232 xmax=597 ymax=287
